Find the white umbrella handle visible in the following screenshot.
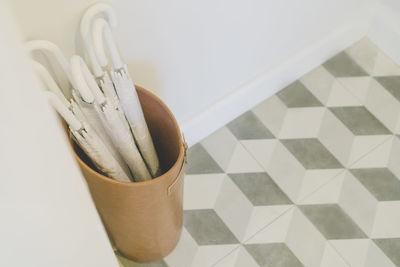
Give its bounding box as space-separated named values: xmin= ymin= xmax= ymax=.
xmin=31 ymin=61 xmax=71 ymax=108
xmin=44 ymin=91 xmax=82 ymax=132
xmin=92 ymin=18 xmax=123 ymax=70
xmin=80 ymin=2 xmax=117 ymax=77
xmin=25 ymin=40 xmax=76 ymax=88
xmin=70 ymin=55 xmax=103 ymax=104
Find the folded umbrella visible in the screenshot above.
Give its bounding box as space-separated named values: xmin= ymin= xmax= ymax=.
xmin=27 ymin=40 xmax=132 ymax=181
xmin=44 ymin=91 xmax=131 ymax=182
xmin=25 ymin=40 xmax=107 ymax=141
xmin=71 ymin=55 xmax=151 ymax=182
xmin=93 ymin=18 xmax=161 ymax=178
xmin=31 ymin=60 xmax=87 ymax=123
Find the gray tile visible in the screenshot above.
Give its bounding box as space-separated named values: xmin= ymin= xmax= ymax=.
xmin=183 ymin=209 xmax=239 ymax=245
xmin=281 ymin=138 xmax=342 ymax=169
xmin=299 ymin=204 xmax=367 ymax=239
xmin=323 ymin=51 xmax=368 ymax=77
xmin=227 ymin=111 xmax=274 ymax=140
xmin=330 ymin=106 xmax=391 ymax=135
xmin=185 ymin=143 xmax=223 ymax=174
xmin=350 ymin=168 xmax=400 ymax=201
xmin=117 ymin=253 xmax=168 ymax=267
xmin=375 ymin=76 xmax=400 ymax=102
xmin=245 ymin=243 xmax=304 ymax=267
xmin=374 ymin=238 xmax=400 ymax=266
xmin=277 ymin=81 xmax=323 ymax=108
xmin=229 ymin=172 xmax=292 ymax=206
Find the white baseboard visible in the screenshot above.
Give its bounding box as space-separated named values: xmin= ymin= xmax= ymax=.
xmin=181 ymin=24 xmax=370 ymax=147
xmin=368 ymin=4 xmax=400 ymax=65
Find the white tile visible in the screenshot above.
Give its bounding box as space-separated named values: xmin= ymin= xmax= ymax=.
xmin=319 ymin=243 xmax=350 ymax=267
xmin=329 ymin=239 xmax=370 ymax=267
xmin=297 ymin=169 xmax=344 ymax=202
xmin=326 ymin=80 xmax=362 ymax=107
xmin=350 ymin=136 xmax=393 ymax=169
xmin=300 ymin=66 xmax=335 ymax=105
xmin=348 ymin=135 xmax=391 ymax=166
xmin=183 ymin=174 xmax=226 ymax=210
xmin=241 ymin=139 xmax=278 ymax=170
xmin=252 ymin=95 xmax=287 ymax=137
xmin=225 ymin=143 xmax=264 ymax=174
xmin=285 ymin=208 xmax=327 ymax=267
xmin=266 ymin=142 xmax=306 ymax=202
xmin=278 ymin=107 xmax=325 ymax=139
xmin=371 ymin=201 xmax=400 ymax=238
xmin=365 ymin=79 xmax=400 ymax=132
xmin=201 ymin=127 xmax=238 ymax=171
xmin=372 ymin=51 xmax=400 ymax=76
xmin=337 ymin=77 xmax=372 ymax=104
xmin=346 ymin=37 xmax=379 ymax=75
xmin=212 ymin=247 xmax=240 ymax=267
xmin=191 ymin=245 xmax=238 ymax=267
xmin=243 ymin=205 xmax=293 ymax=242
xmin=164 ymin=228 xmax=198 ymax=267
xmin=338 ymin=171 xmax=379 ymax=236
xmin=214 ymin=246 xmax=259 ymax=267
xmin=365 ymin=241 xmax=396 ymax=267
xmin=214 ymin=177 xmax=253 ymax=242
xmin=318 ymin=109 xmax=354 ymax=166
xmin=245 ymin=207 xmax=294 ymax=244
xmin=299 ymin=170 xmax=345 ymax=204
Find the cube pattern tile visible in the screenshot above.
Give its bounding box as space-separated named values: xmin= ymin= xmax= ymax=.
xmin=118 ymin=38 xmax=400 ymax=267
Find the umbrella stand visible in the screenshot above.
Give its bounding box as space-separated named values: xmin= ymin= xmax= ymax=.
xmin=67 ymin=86 xmax=186 ymax=263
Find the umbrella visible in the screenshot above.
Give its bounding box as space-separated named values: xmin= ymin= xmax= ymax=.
xmin=25 ymin=40 xmax=74 ymax=100
xmin=71 ymin=55 xmax=152 ymax=182
xmin=31 ymin=60 xmax=88 ymax=123
xmin=93 ymin=18 xmax=161 ymax=178
xmin=44 ymin=90 xmax=131 ymax=182
xmin=80 ymin=3 xmax=120 ymax=110
xmin=27 ymin=40 xmax=132 ymax=181
xmin=25 ymin=40 xmax=107 ymax=142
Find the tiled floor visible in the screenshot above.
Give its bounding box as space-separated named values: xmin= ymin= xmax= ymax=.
xmin=118 ymin=38 xmax=400 ymax=267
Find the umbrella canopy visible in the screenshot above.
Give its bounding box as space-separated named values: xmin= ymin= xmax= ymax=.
xmin=71 ymin=55 xmax=152 ymax=182
xmin=93 ymin=18 xmax=161 ymax=178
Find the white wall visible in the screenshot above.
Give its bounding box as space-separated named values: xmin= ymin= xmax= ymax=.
xmin=8 ymin=0 xmax=379 ymax=145
xmin=0 ymin=3 xmax=119 ymax=267
xmin=368 ymin=0 xmax=400 ymax=65
xmin=114 ymin=0 xmax=378 ymax=145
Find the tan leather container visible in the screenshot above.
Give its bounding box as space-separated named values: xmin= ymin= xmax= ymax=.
xmin=70 ymin=86 xmax=185 ymax=263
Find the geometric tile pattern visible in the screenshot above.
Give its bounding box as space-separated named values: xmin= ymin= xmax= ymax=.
xmin=118 ymin=38 xmax=400 ymax=266
xmin=298 ymin=204 xmax=367 ymax=239
xmin=229 ymin=173 xmax=292 ymax=206
xmin=244 ymin=243 xmax=304 ymax=267
xmin=183 ymin=210 xmax=239 ymax=245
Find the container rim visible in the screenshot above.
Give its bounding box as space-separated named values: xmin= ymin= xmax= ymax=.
xmin=69 ymin=85 xmax=185 ymax=187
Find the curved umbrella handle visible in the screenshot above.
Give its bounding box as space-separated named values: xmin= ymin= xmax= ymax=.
xmin=71 ymin=55 xmax=103 ymax=105
xmin=31 ymin=60 xmax=71 ymax=108
xmin=80 ymin=2 xmax=117 ymax=77
xmin=92 ymin=18 xmax=124 ymax=70
xmin=25 ymin=40 xmax=76 ymax=89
